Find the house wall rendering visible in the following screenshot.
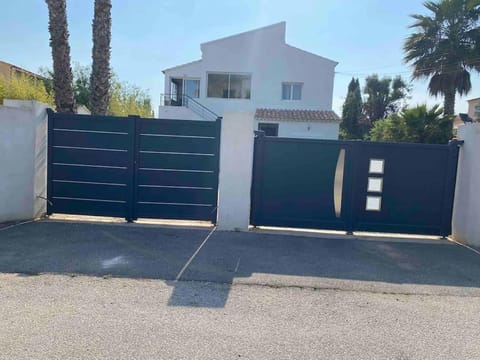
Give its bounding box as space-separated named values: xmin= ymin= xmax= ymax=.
xmin=161 ymin=22 xmax=339 ymax=139
xmin=163 ymin=23 xmax=337 ymax=114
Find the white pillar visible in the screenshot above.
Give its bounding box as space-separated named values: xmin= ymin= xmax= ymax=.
xmin=452 ymin=123 xmax=480 ymax=247
xmin=216 ymin=111 xmax=255 ymax=231
xmin=0 ymin=100 xmax=48 ymax=222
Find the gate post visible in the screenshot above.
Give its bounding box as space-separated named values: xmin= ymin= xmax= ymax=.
xmin=440 ymin=140 xmax=461 ymax=237
xmin=211 ymin=116 xmax=222 ymax=224
xmin=250 ymin=131 xmax=265 ymax=226
xmin=126 ymin=115 xmax=140 ymax=222
xmin=46 ymin=108 xmax=54 ymax=216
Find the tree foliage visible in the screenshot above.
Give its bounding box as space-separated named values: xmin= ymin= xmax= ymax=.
xmin=340 ymin=78 xmax=366 ymax=139
xmin=109 ymin=77 xmax=154 ymax=118
xmin=369 ymin=104 xmax=452 ymax=144
xmin=41 ymin=65 xmax=153 ymax=117
xmin=404 ymin=0 xmax=480 ymax=115
xmin=0 ymin=74 xmax=54 ymax=105
xmin=363 ymin=74 xmax=410 ymax=123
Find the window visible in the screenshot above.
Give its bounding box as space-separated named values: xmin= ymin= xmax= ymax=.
xmin=258 ymin=123 xmax=279 ymax=136
xmin=207 ymin=73 xmax=251 ymax=99
xmin=369 ymin=159 xmax=384 ymax=174
xmin=366 ymin=196 xmax=382 ymax=211
xmin=475 ymin=105 xmax=480 ymax=116
xmin=282 ymin=83 xmax=302 ymax=100
xmin=184 ymin=79 xmax=200 ymax=98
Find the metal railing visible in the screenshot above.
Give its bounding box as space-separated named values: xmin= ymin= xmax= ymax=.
xmin=160 ymin=94 xmax=220 ymax=122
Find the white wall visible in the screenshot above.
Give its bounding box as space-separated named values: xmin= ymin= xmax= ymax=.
xmin=216 ymin=111 xmax=255 ymax=231
xmin=255 ymin=120 xmax=339 ymax=139
xmin=163 ymin=22 xmax=337 ymax=117
xmin=0 ymin=100 xmax=48 ymax=223
xmin=452 ymin=124 xmax=480 ymax=247
xmin=157 ymin=105 xmax=204 ymax=121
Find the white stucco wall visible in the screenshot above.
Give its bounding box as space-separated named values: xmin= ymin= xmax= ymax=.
xmin=157 ymin=106 xmax=204 ymax=121
xmin=216 ymin=111 xmax=255 ymax=231
xmin=163 ymin=22 xmax=337 ymax=116
xmin=255 ymin=120 xmax=339 ymax=139
xmin=0 ymin=100 xmax=48 ymax=223
xmin=452 ymin=123 xmax=480 ymax=247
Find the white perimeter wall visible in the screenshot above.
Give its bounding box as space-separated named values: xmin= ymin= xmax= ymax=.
xmin=0 ymin=100 xmax=48 ymax=223
xmin=452 ymin=123 xmax=480 ymax=247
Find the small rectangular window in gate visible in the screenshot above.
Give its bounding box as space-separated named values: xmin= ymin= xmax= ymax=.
xmin=366 ymin=196 xmax=382 ymax=211
xmin=367 ymin=177 xmax=383 ymax=193
xmin=369 ymin=159 xmax=384 ymax=174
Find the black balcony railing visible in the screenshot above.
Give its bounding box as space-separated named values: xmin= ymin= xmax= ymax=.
xmin=160 ymin=94 xmax=220 ymax=122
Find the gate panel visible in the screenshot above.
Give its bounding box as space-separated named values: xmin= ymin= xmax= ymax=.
xmin=251 ymin=135 xmax=352 ymax=230
xmin=134 ymin=118 xmax=221 ymax=221
xmin=47 ymin=111 xmax=134 ymax=218
xmin=352 ymin=142 xmax=459 ymax=236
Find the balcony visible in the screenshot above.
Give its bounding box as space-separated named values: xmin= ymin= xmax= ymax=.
xmin=158 ymin=94 xmax=220 ymax=122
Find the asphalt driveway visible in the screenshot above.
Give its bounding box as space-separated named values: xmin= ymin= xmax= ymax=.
xmin=1 ymin=219 xmax=479 ymax=307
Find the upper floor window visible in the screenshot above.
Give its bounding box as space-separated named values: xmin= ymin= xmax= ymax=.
xmin=207 ymin=73 xmax=251 ymax=99
xmin=184 ymin=79 xmax=200 ymax=98
xmin=282 ymin=83 xmax=302 ymax=100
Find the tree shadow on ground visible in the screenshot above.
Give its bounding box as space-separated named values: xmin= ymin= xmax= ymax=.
xmin=1 ymin=220 xmax=480 ymax=308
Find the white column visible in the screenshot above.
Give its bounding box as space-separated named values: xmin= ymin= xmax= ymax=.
xmin=216 ymin=111 xmax=256 ymax=231
xmin=452 ymin=123 xmax=480 ymax=247
xmin=0 ymin=100 xmax=48 ymax=222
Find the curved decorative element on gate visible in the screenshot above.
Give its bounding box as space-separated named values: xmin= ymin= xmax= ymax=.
xmin=334 ymin=148 xmax=345 ymax=218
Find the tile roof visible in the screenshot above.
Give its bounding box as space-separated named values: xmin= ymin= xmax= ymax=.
xmin=255 ymin=108 xmax=340 ymax=122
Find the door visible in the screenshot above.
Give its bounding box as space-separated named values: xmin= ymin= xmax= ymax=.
xmin=251 ymin=135 xmax=352 ymax=230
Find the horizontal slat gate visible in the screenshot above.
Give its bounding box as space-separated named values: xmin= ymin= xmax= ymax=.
xmin=48 ymin=112 xmax=133 ymax=218
xmin=47 ymin=111 xmax=221 ymax=222
xmin=135 ymin=118 xmax=220 ymax=221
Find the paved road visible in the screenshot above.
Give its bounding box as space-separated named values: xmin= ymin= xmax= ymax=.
xmin=1 ymin=220 xmax=480 ymax=304
xmin=1 ymin=220 xmax=480 ymax=358
xmin=0 ymin=273 xmax=479 ymax=360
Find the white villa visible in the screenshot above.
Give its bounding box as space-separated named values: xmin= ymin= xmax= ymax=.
xmin=159 ymin=22 xmax=340 ymax=139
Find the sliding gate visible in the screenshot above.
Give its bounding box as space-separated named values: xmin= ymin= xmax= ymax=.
xmin=251 ymin=133 xmax=460 ymax=236
xmin=47 ymin=110 xmax=221 ymax=222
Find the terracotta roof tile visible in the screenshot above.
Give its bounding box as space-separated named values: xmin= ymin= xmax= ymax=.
xmin=255 ymin=108 xmax=340 ymax=122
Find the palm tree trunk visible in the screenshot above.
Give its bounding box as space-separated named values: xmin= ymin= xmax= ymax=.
xmin=90 ymin=0 xmax=112 ymax=115
xmin=443 ymin=87 xmax=455 ymax=116
xmin=45 ymin=0 xmax=74 ymax=113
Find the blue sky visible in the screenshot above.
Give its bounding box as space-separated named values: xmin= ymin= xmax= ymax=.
xmin=1 ymin=0 xmax=478 ymax=114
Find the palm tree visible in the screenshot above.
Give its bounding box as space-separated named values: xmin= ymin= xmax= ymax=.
xmin=45 ymin=0 xmax=75 ymax=113
xmin=90 ymin=0 xmax=112 ymax=115
xmin=404 ymin=0 xmax=480 ymax=116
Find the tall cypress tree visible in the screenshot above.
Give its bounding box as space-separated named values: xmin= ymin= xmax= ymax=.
xmin=340 ymin=78 xmax=363 ymax=139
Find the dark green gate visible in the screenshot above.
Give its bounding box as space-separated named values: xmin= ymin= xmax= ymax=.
xmin=47 ymin=110 xmax=221 ymax=222
xmin=251 ymin=133 xmax=460 ymax=236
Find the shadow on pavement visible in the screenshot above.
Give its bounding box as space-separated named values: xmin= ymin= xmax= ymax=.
xmin=1 ymin=220 xmax=480 ymax=308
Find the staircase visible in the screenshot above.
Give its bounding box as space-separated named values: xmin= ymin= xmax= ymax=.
xmin=158 ymin=94 xmax=220 ymax=121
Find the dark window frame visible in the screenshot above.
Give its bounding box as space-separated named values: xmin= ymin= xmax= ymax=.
xmin=207 ymin=72 xmax=252 ymax=99
xmin=258 ymin=122 xmax=279 ymax=136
